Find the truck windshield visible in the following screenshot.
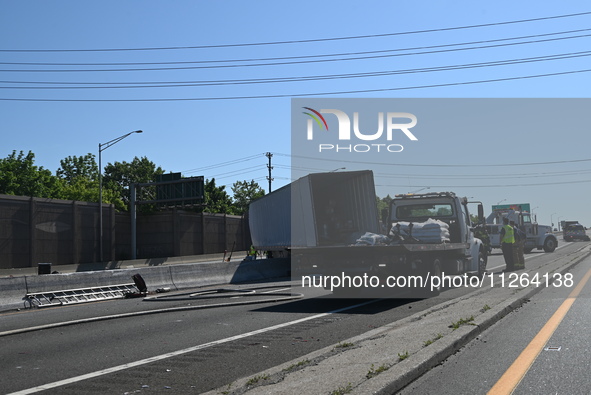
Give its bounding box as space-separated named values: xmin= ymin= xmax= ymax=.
xmin=396 ymin=203 xmax=454 ymax=220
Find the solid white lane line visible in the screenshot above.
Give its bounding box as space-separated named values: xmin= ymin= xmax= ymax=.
xmin=7 ymin=299 xmax=379 ymax=395
xmin=261 ymin=287 xmax=292 ymax=293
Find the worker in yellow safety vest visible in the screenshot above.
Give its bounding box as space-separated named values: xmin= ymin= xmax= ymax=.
xmin=511 ymin=220 xmax=526 ymax=270
xmin=499 ymin=217 xmax=515 ymax=272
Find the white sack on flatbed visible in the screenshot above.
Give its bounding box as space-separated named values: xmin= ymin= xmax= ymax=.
xmin=390 ymin=218 xmax=451 ymax=243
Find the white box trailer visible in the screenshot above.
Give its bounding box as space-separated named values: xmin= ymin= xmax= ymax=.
xmin=248 ymin=170 xmax=380 ymax=256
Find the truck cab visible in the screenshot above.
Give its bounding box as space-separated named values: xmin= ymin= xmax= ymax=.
xmin=389 ymin=192 xmax=487 ymax=277
xmin=486 ymin=209 xmax=557 ymax=253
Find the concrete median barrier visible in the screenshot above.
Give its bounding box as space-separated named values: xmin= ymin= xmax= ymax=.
xmin=0 ymin=277 xmax=29 ymax=309
xmin=0 ymin=257 xmax=290 ymax=311
xmin=169 ymin=261 xmax=239 ymax=289
xmin=230 ymin=258 xmax=290 ymax=283
xmin=167 ymin=258 xmax=290 ymax=289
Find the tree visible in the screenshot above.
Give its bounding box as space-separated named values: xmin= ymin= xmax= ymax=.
xmin=0 ymin=151 xmax=166 ymax=212
xmin=102 ymin=156 xmax=164 ymax=211
xmin=57 ymin=153 xmax=98 ymax=182
xmin=56 ymin=175 xmax=122 ymax=205
xmin=231 ymin=180 xmax=265 ymax=215
xmin=55 ymin=153 xmax=102 ymax=202
xmin=202 ymin=178 xmax=234 ymax=214
xmin=0 ymin=150 xmax=61 ymax=198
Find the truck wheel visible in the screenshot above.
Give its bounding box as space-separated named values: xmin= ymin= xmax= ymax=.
xmin=420 ymin=257 xmax=442 ymax=298
xmin=543 ymin=237 xmax=557 ymax=253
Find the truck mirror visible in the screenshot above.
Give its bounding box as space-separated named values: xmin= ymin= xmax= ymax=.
xmin=478 ymin=204 xmax=484 ymax=223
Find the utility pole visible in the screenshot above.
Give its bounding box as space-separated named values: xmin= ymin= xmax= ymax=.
xmin=265 ymin=152 xmax=273 ymax=193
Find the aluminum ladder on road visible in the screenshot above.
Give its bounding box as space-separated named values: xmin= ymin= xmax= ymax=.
xmin=24 ymin=283 xmax=139 ymax=308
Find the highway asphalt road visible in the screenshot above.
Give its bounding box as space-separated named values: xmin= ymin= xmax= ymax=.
xmin=0 ymin=241 xmax=585 ymax=394
xmin=400 ymin=244 xmax=591 ymax=394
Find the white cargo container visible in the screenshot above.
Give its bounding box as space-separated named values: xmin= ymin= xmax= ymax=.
xmin=248 ymin=170 xmax=380 ymax=256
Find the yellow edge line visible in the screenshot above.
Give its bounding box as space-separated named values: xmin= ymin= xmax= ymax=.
xmin=488 ymin=266 xmax=591 ymax=394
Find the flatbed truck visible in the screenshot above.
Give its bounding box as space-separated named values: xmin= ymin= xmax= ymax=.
xmin=249 ymin=171 xmax=487 ymax=298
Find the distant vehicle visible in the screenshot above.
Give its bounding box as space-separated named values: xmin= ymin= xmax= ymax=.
xmin=563 ymin=223 xmax=590 ymax=242
xmin=485 ymin=203 xmax=557 ymax=253
xmin=561 ymin=220 xmax=579 ymax=231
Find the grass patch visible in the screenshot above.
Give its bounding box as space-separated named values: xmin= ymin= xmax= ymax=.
xmin=366 ymin=363 xmax=389 ymax=379
xmin=397 ymin=351 xmax=410 ymax=361
xmin=450 ymin=316 xmax=475 ymax=330
xmin=481 ymin=304 xmax=491 ymax=312
xmin=423 ymin=333 xmax=443 ymax=347
xmin=334 ymin=341 xmax=354 ymax=349
xmin=219 ymin=382 xmax=233 ymax=395
xmin=282 ymin=359 xmax=310 ymax=372
xmin=330 ymin=383 xmax=352 ymax=395
xmin=246 ymin=374 xmax=269 ymax=387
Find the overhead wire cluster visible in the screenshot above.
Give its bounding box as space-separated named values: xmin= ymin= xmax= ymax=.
xmin=277 ymin=153 xmax=591 ymax=189
xmin=1 ymin=11 xmax=591 ymax=101
xmin=183 ymin=152 xmax=591 ymax=191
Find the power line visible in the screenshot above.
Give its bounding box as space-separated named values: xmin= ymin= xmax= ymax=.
xmin=373 ymin=170 xmax=591 ymax=180
xmin=220 ymin=176 xmax=270 ymax=190
xmin=181 ymin=154 xmax=264 ymax=174
xmin=3 ymin=29 xmax=591 ymax=72
xmin=3 ymin=67 xmax=591 ymax=101
xmin=206 ymin=164 xmax=266 ymax=179
xmin=2 ymin=11 xmax=590 ymax=52
xmin=4 ymin=50 xmax=591 ymax=89
xmin=375 ymin=178 xmax=591 ymax=188
xmin=166 ymin=153 xmax=591 ymax=193
xmin=207 ymin=166 xmax=267 ymax=180
xmin=4 ymin=33 xmax=591 ymax=73
xmin=276 ymin=153 xmax=591 ymax=168
xmin=281 ymin=163 xmax=591 ymax=183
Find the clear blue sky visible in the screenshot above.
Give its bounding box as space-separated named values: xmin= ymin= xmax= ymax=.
xmin=1 ymin=1 xmax=590 ymax=228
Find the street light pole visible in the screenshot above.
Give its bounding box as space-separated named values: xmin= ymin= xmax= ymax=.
xmin=98 ymin=130 xmax=143 ymax=262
